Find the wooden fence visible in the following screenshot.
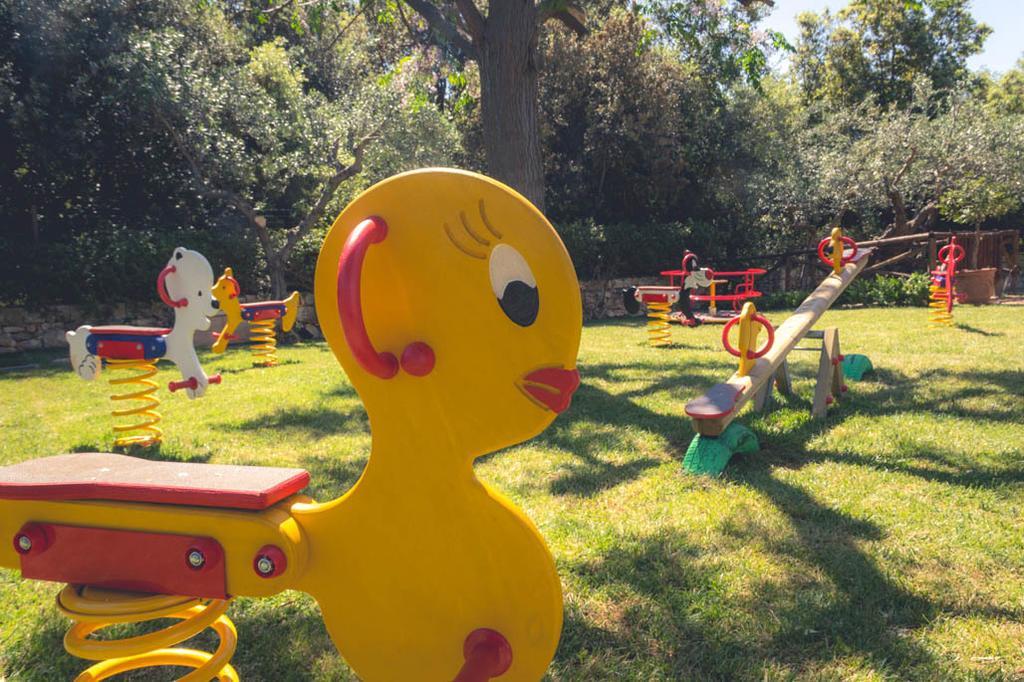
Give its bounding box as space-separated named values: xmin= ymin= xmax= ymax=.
xmin=737 ymin=229 xmax=1021 ymax=295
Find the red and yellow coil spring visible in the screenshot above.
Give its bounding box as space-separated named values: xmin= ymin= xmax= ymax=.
xmin=106 ymin=358 xmax=162 ymax=448
xmin=248 ymin=319 xmax=279 ymax=367
xmin=928 ymin=238 xmax=965 ymax=328
xmin=57 ymin=585 xmax=238 ymax=681
xmin=928 ymin=283 xmax=954 ymax=326
xmin=646 ymin=299 xmax=673 ymax=347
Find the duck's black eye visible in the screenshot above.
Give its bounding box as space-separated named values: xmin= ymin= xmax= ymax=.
xmin=499 ymin=281 xmax=539 ymax=327
xmin=489 ymin=244 xmax=539 ymax=327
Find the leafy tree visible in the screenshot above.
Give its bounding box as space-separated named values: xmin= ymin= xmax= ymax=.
xmin=304 ymin=0 xmax=780 ymax=211
xmin=124 ymin=12 xmax=458 ymax=298
xmin=792 ymin=0 xmax=990 ymax=108
xmin=982 ymin=56 xmax=1024 ymax=115
xmin=540 ymin=12 xmax=707 ymax=223
xmin=540 ymin=9 xmax=800 ymax=265
xmin=0 ymin=0 xmax=458 ymax=302
xmin=0 ymin=0 xmax=220 ymax=249
xmin=762 ymin=80 xmax=1024 ymax=244
xmin=939 ymin=179 xmax=1021 ymax=268
xmin=642 ymin=0 xmax=790 ymax=87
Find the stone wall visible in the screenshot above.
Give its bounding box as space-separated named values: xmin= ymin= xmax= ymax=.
xmin=0 ymin=301 xmax=173 ymax=355
xmin=0 ymin=280 xmax=651 ymax=354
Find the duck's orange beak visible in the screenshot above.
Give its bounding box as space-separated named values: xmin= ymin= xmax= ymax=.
xmin=520 ymin=367 xmax=580 ymax=414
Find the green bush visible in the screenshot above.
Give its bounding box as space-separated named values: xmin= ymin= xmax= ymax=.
xmin=758 ymin=290 xmax=813 ymax=311
xmin=0 ymin=226 xmax=262 ymax=307
xmin=553 ymin=219 xmax=743 ymax=281
xmin=840 ymin=273 xmax=931 ymax=307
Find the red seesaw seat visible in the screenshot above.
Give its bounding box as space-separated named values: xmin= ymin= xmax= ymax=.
xmin=0 ymin=453 xmax=309 ymax=511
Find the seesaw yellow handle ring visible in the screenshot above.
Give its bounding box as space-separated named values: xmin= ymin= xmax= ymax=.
xmin=722 ymin=313 xmax=775 ymax=359
xmin=818 ymin=231 xmax=858 ymax=273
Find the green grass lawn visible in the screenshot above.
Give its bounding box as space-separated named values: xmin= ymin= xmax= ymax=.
xmin=2 ymin=305 xmax=1022 ymax=680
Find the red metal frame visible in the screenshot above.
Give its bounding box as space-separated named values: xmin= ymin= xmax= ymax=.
xmin=16 ymin=523 xmax=228 ymax=599
xmin=661 ymin=263 xmax=766 ymax=312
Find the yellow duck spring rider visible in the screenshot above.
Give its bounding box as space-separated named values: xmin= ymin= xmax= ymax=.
xmin=210 ymin=268 xmax=300 ymax=366
xmin=0 ymin=168 xmax=583 ymax=681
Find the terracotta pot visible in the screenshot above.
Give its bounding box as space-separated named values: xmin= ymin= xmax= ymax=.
xmin=957 ymin=268 xmax=996 ymax=304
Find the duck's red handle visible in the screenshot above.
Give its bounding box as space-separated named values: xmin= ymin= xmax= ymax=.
xmin=157 ymin=265 xmax=188 ymax=308
xmin=168 ymin=374 xmax=222 ymax=393
xmin=336 ymin=217 xmax=435 ymax=379
xmin=453 ymin=629 xmax=513 ymax=682
xmin=337 ymin=217 xmax=399 ymax=379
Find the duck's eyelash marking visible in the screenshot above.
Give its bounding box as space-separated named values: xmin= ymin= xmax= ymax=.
xmin=460 ymin=211 xmax=491 ymax=246
xmin=479 ymin=200 xmax=502 ymax=239
xmin=445 ymin=222 xmax=487 ymax=259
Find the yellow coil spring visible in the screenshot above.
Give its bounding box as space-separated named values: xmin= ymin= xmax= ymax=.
xmin=248 ymin=318 xmax=279 ymax=367
xmin=57 ymin=585 xmax=239 ymax=681
xmin=646 ymin=299 xmax=673 ymax=347
xmin=106 ymin=358 xmax=162 ymax=448
xmin=928 ymin=284 xmax=954 ymax=327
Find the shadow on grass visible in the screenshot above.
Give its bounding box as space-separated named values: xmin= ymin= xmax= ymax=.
xmin=0 ymin=610 xmax=83 ymax=680
xmin=750 ymin=365 xmax=1024 ymax=488
xmin=0 ymin=349 xmax=70 ymax=380
xmin=299 ymin=453 xmax=368 ymax=500
xmin=216 ymin=358 xmax=303 ymax=374
xmin=225 ymin=593 xmax=354 ymax=680
xmin=555 ymin=531 xmax=755 ymax=678
xmin=65 ymin=441 xmax=215 ymax=463
xmin=554 ymin=520 xmax=952 ymax=679
xmin=219 ymin=404 xmax=368 ymax=439
xmin=954 ymin=322 xmax=1003 ymax=336
xmin=527 ymin=359 xmax=725 ymax=498
xmin=728 ymin=467 xmax=945 ymax=676
xmin=549 ymin=352 xmax=1022 ymax=677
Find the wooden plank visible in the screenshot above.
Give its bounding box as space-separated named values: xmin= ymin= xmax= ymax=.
xmin=775 ymin=359 xmax=793 ymax=396
xmin=686 ymin=249 xmax=872 ymax=436
xmin=753 ymin=375 xmax=773 ymax=412
xmin=742 ymin=232 xmax=953 ymax=262
xmin=685 ymin=383 xmax=745 ymax=420
xmin=811 ymin=327 xmax=839 ymax=419
xmin=831 ymin=329 xmax=844 ymax=400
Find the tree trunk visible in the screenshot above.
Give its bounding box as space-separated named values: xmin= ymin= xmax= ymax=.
xmin=478 ymin=0 xmax=545 ymax=211
xmin=970 ymin=222 xmax=981 ymax=270
xmin=268 ymin=255 xmax=288 ymax=301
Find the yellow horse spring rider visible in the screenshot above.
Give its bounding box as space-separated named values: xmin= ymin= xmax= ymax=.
xmin=211 ymin=268 xmax=301 ymax=366
xmin=0 ymin=168 xmax=583 ymax=681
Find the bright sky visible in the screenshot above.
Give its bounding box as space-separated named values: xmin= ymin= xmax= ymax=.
xmin=761 ymin=0 xmax=1024 ymax=74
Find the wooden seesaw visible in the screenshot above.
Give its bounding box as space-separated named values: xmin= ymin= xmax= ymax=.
xmin=681 ymin=228 xmax=874 ymax=476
